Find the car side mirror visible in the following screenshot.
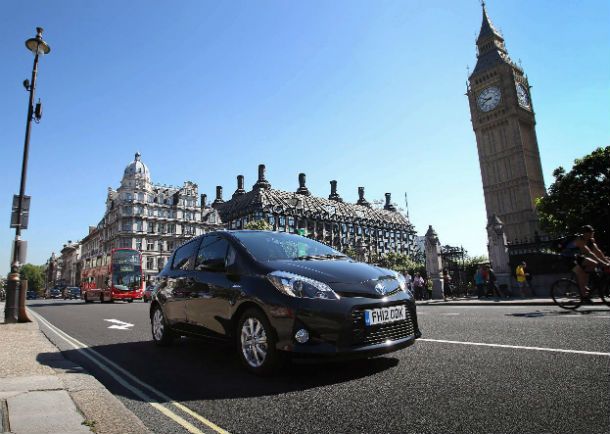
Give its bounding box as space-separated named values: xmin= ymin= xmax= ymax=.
xmin=197 ymin=259 xmax=225 ymax=272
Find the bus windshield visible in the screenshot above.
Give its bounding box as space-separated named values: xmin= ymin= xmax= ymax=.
xmin=111 ymin=250 xmax=142 ymax=290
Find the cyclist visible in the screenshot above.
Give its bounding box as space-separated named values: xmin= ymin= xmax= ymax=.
xmin=571 ymin=225 xmax=610 ymax=300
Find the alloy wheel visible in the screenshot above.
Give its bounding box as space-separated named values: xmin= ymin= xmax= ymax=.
xmin=240 ymin=317 xmax=268 ymax=368
xmin=152 ymin=309 xmax=165 ymax=341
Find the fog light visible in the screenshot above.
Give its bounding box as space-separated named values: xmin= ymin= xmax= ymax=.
xmin=295 ymin=329 xmax=309 ymax=343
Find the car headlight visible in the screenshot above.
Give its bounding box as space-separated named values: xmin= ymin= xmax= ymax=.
xmin=393 ymin=271 xmax=413 ymax=297
xmin=267 ymin=271 xmax=340 ymax=300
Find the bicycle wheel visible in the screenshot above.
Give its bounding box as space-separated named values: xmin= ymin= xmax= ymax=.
xmin=551 ymin=278 xmax=581 ymax=310
xmin=598 ymin=278 xmax=610 ymax=307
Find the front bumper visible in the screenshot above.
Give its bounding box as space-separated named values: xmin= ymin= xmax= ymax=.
xmin=112 ymin=290 xmax=143 ymax=300
xmin=267 ymin=294 xmax=421 ymax=358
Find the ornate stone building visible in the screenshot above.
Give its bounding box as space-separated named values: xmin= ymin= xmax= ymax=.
xmin=467 ymin=3 xmax=546 ymax=243
xmin=80 ymin=153 xmax=222 ymax=282
xmin=59 ymin=241 xmax=81 ymax=287
xmin=214 ymin=164 xmax=417 ymax=261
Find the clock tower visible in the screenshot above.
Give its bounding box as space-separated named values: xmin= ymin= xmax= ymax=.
xmin=467 ymin=2 xmax=546 ymax=243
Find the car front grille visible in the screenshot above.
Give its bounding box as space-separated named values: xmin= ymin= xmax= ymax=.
xmin=351 ymin=306 xmax=415 ymax=346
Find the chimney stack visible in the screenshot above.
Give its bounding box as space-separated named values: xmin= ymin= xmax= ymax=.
xmin=296 ymin=173 xmax=311 ymax=196
xmin=233 ymin=175 xmax=246 ymax=198
xmin=384 ymin=193 xmax=396 ymax=211
xmin=328 ymin=180 xmax=343 ymax=202
xmin=356 ymin=187 xmax=370 ymax=207
xmin=253 ymin=164 xmax=271 ymax=189
xmin=200 ymin=194 xmax=207 ymax=209
xmin=212 ymin=186 xmax=224 ymax=207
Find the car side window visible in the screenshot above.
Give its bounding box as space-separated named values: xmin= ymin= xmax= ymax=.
xmin=195 ymin=236 xmax=229 ymax=270
xmin=172 ymin=240 xmax=198 ymax=270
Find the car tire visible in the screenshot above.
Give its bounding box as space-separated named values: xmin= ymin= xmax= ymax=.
xmin=127 ymin=299 xmax=133 ymax=303
xmin=236 ymin=308 xmax=284 ymax=376
xmin=84 ymin=292 xmax=93 ymax=303
xmin=151 ymin=305 xmax=174 ymax=346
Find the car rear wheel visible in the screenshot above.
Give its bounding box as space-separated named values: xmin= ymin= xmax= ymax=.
xmin=152 ymin=305 xmax=174 ymax=346
xmin=237 ymin=308 xmax=283 ymax=375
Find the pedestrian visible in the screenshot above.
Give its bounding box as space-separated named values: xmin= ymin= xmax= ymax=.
xmin=442 ymin=268 xmax=452 ymax=301
xmin=413 ymin=272 xmax=425 ymax=300
xmin=403 ymin=270 xmax=413 ymax=292
xmin=525 ymin=263 xmax=534 ymax=296
xmin=426 ymin=277 xmax=433 ymax=300
xmin=474 ymin=265 xmax=486 ymax=299
xmin=486 ymin=265 xmax=504 ymax=299
xmin=515 ymin=261 xmax=527 ymax=298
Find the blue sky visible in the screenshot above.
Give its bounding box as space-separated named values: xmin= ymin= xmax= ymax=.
xmin=1 ymin=0 xmax=609 ymax=275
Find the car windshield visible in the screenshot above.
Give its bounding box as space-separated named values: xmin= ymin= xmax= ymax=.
xmin=232 ymin=231 xmax=348 ymax=261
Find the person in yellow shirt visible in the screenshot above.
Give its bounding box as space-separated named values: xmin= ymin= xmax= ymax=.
xmin=515 ymin=261 xmax=528 ymax=298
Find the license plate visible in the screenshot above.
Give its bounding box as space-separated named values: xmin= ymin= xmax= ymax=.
xmin=364 ymin=305 xmax=406 ymax=326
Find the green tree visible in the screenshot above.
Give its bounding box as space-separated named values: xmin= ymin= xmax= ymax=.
xmin=376 ymin=252 xmax=425 ymax=274
xmin=244 ymin=220 xmax=272 ymax=231
xmin=20 ymin=264 xmax=45 ymax=293
xmin=536 ymin=146 xmax=610 ymax=252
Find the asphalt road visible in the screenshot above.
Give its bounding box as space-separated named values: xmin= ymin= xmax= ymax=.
xmin=27 ymin=299 xmax=610 ymax=434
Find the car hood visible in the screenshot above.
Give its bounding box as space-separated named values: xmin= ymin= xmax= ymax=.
xmin=266 ymin=259 xmax=396 ymax=285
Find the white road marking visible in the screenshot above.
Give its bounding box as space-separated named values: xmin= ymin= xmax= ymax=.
xmin=29 ymin=309 xmax=229 ymax=434
xmin=419 ymin=338 xmax=610 ymax=357
xmin=104 ymin=318 xmax=134 ymax=330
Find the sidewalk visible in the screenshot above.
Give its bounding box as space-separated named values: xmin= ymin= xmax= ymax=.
xmin=416 ymin=295 xmax=605 ymax=306
xmin=0 ymin=302 xmax=150 ymax=434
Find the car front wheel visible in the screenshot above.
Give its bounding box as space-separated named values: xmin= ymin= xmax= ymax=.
xmin=151 ymin=305 xmax=174 ymax=346
xmin=237 ymin=308 xmax=283 ymax=375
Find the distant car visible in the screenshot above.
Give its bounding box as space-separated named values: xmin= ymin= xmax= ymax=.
xmin=64 ymin=287 xmax=81 ymax=300
xmin=26 ymin=290 xmax=38 ymax=300
xmin=47 ymin=288 xmax=62 ymax=299
xmin=143 ymin=285 xmax=155 ymax=303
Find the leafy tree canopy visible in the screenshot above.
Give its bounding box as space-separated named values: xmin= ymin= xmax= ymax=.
xmin=20 ymin=264 xmax=45 ymax=292
xmin=243 ymin=220 xmax=272 ymax=231
xmin=536 ymin=146 xmax=610 ymax=252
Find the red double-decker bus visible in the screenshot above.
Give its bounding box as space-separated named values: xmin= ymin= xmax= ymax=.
xmin=81 ymin=248 xmax=144 ymax=303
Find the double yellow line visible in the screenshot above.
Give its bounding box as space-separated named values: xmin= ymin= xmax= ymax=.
xmin=29 ymin=309 xmax=230 ymax=434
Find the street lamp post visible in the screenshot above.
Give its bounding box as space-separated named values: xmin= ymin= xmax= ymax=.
xmin=4 ymin=27 xmax=51 ymax=324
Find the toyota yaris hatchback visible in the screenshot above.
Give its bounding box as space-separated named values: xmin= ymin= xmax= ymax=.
xmin=150 ymin=230 xmax=421 ymax=374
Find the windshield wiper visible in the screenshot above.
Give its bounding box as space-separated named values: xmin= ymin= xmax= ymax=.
xmin=294 ymin=254 xmax=348 ymax=261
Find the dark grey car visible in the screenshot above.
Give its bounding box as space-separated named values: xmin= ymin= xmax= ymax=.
xmin=150 ymin=230 xmax=420 ymax=375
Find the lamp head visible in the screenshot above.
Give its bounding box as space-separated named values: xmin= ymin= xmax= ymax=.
xmin=25 ymin=27 xmax=51 ymax=56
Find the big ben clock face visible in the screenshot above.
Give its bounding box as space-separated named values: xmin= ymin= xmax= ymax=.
xmin=516 ymin=83 xmax=531 ymax=108
xmin=477 ymin=86 xmax=502 ymax=112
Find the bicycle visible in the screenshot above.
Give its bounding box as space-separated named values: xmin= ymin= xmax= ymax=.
xmin=551 ymin=266 xmax=610 ymax=310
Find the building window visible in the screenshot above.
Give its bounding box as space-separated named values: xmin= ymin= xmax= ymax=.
xmin=159 ymin=241 xmax=164 ymax=252
xmin=146 ymin=257 xmax=154 ymax=270
xmin=159 ymin=223 xmax=166 ymax=234
xmin=138 ymin=192 xmax=144 ymax=201
xmin=135 ymin=219 xmax=143 ymax=232
xmin=122 ymin=219 xmax=132 ymax=232
xmin=167 ymin=241 xmax=175 ymax=252
xmin=148 ymin=222 xmax=155 ymax=234
xmin=268 ymin=214 xmax=275 ymax=227
xmin=288 ymin=216 xmax=295 ymax=233
xmin=278 ymin=216 xmax=285 ymax=232
xmin=158 ymin=258 xmax=165 ymax=270
xmin=254 ymin=211 xmax=263 ymax=220
xmin=147 ymin=240 xmax=155 ymax=251
xmin=168 ymin=224 xmax=176 ymax=233
xmin=120 ymin=238 xmax=131 ymax=248
xmin=123 ymin=206 xmax=133 ymax=216
xmin=136 ymin=238 xmax=143 ymax=251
